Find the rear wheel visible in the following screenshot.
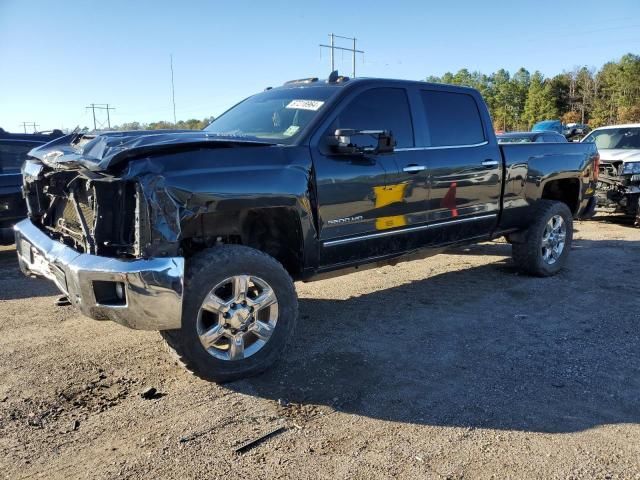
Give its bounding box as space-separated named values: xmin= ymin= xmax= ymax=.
xmin=161 ymin=245 xmax=298 ymax=382
xmin=511 ymin=200 xmax=573 ymax=277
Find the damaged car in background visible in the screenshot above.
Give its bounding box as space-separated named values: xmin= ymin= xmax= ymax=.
xmin=14 ymin=74 xmax=599 ymax=382
xmin=582 ymin=124 xmax=640 ymax=225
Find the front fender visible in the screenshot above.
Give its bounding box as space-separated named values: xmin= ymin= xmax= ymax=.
xmin=122 ymin=145 xmax=317 ymax=261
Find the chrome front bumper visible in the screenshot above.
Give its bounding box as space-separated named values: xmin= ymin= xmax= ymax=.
xmin=14 ymin=219 xmax=184 ymax=330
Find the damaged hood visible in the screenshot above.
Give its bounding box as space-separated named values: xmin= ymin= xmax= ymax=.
xmin=597 ymin=149 xmax=640 ymax=164
xmin=28 ymin=130 xmax=275 ymax=172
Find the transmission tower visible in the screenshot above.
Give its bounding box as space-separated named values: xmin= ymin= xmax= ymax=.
xmin=85 ymin=104 xmax=116 ymax=130
xmin=319 ymin=33 xmax=364 ymax=77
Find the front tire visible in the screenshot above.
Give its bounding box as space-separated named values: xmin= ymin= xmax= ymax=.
xmin=511 ymin=200 xmax=573 ymax=277
xmin=161 ymin=245 xmax=298 ymax=382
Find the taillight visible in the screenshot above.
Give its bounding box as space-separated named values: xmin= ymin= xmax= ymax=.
xmin=593 ymin=153 xmax=600 ymax=181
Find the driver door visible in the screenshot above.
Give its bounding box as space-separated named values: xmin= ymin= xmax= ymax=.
xmin=311 ymin=86 xmax=430 ymax=267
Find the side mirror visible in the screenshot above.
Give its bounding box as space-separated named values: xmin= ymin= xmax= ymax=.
xmin=331 ymin=129 xmax=396 ymax=155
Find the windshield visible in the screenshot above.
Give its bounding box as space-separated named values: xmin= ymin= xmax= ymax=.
xmin=582 ymin=127 xmax=640 ymax=149
xmin=204 ymin=87 xmax=338 ymax=144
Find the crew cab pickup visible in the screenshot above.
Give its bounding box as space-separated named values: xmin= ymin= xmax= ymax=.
xmin=15 ymin=74 xmax=599 ymax=381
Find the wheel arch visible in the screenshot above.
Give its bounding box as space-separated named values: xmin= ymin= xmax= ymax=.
xmin=180 ymin=206 xmax=307 ymax=279
xmin=539 ymin=177 xmax=581 ymax=216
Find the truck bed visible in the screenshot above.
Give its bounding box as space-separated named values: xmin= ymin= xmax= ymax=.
xmin=498 ymin=141 xmax=599 ymax=231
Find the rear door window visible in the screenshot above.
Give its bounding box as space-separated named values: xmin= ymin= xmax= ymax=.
xmin=0 ymin=141 xmax=39 ymax=174
xmin=330 ymin=87 xmax=414 ymax=148
xmin=420 ymin=90 xmax=485 ymax=147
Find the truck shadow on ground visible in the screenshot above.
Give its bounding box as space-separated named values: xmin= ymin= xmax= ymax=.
xmin=591 ymin=214 xmax=638 ymax=227
xmin=232 ymin=239 xmax=640 ymax=434
xmin=0 ymin=248 xmax=60 ymax=300
xmin=446 ymin=242 xmax=512 ymax=257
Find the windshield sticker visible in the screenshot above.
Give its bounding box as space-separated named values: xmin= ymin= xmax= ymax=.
xmin=286 ymin=100 xmax=324 ymax=111
xmin=283 ymin=125 xmax=301 ymax=137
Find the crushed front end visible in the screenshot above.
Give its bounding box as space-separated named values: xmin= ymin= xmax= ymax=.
xmin=15 ymin=158 xmax=184 ymax=330
xmin=596 ymin=160 xmax=640 ymax=224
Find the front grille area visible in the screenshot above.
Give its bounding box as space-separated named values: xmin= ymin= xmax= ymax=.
xmin=24 ymin=169 xmax=139 ymax=257
xmin=53 ymin=181 xmax=97 ymax=246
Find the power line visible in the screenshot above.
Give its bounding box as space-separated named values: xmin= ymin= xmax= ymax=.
xmin=20 ymin=122 xmax=39 ymax=133
xmin=85 ymin=104 xmax=116 ymax=130
xmin=319 ymin=33 xmax=364 ymax=78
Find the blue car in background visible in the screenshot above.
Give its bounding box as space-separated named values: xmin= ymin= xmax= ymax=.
xmin=532 ymin=120 xmax=564 ymax=134
xmin=532 ymin=120 xmax=589 ymax=140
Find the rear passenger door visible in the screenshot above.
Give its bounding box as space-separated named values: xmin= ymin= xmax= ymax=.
xmin=416 ymin=88 xmax=502 ymax=244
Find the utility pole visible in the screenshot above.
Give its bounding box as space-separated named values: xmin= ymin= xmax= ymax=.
xmin=88 ymin=104 xmax=97 ymax=130
xmin=352 ymin=37 xmax=356 ymax=80
xmin=319 ymin=33 xmax=364 ymax=78
xmin=20 ymin=122 xmax=39 ymax=133
xmin=329 ymin=33 xmax=334 ymax=71
xmin=85 ymin=104 xmax=116 ymax=130
xmin=170 ymin=54 xmax=177 ymax=125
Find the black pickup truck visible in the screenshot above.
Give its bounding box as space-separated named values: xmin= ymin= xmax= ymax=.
xmin=0 ymin=129 xmax=64 ymax=244
xmin=15 ymin=74 xmax=599 ymax=381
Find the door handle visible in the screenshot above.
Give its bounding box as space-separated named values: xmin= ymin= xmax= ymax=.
xmin=403 ymin=164 xmax=426 ymax=173
xmin=481 ymin=160 xmax=499 ymax=167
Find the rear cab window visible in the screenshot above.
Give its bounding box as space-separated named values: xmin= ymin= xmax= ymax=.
xmin=419 ymin=90 xmax=485 ymax=147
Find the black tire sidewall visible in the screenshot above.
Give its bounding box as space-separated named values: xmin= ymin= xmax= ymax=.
xmin=177 ymin=246 xmax=297 ymax=381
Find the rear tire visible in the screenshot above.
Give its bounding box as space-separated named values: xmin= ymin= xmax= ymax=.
xmin=511 ymin=200 xmax=573 ymax=277
xmin=161 ymin=245 xmax=298 ymax=383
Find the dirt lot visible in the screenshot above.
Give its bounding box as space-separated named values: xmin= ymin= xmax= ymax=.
xmin=1 ymin=216 xmax=639 ymax=479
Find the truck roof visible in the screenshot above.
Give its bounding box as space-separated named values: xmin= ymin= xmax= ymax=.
xmin=276 ymin=75 xmax=479 ymax=95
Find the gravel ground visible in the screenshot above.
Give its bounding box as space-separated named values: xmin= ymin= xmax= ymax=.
xmin=1 ymin=216 xmax=639 ymax=479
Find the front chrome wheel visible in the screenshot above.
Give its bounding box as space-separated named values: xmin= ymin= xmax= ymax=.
xmin=541 ymin=214 xmax=566 ymax=265
xmin=197 ymin=275 xmax=279 ymax=361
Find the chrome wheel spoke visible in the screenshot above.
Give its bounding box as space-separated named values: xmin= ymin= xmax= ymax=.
xmin=251 ymin=321 xmax=274 ymax=341
xmin=199 ymin=324 xmax=225 ymax=349
xmin=201 ymin=292 xmax=230 ymax=314
xmin=233 ymin=275 xmax=250 ymax=302
xmin=229 ymin=336 xmax=245 ymax=361
xmin=248 ymin=287 xmax=277 ymax=311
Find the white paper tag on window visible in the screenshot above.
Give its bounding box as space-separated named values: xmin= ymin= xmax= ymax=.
xmin=286 ymin=100 xmax=324 ymax=111
xmin=283 ymin=125 xmax=300 ymax=137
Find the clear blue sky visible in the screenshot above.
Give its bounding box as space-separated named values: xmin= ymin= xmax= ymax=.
xmin=1 ymin=0 xmax=639 ymax=132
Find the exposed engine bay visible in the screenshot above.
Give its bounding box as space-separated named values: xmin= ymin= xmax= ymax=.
xmin=596 ymin=160 xmax=640 ymax=224
xmin=22 ymin=166 xmax=143 ymax=257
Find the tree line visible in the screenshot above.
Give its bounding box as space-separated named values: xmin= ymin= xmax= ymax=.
xmin=426 ymin=53 xmax=640 ymax=131
xmin=114 ymin=117 xmax=214 ymax=131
